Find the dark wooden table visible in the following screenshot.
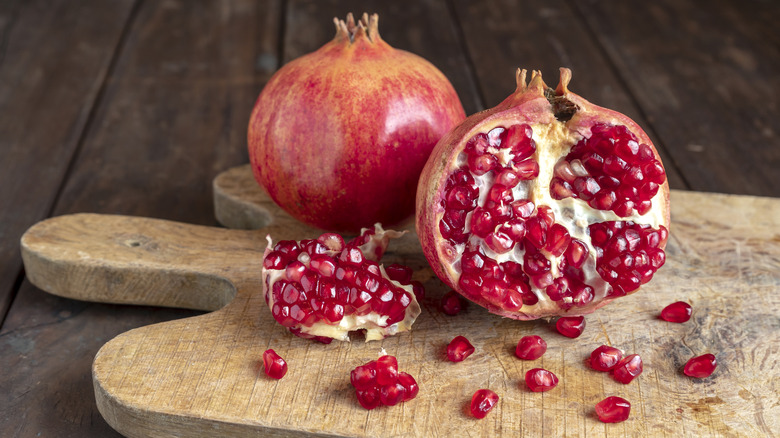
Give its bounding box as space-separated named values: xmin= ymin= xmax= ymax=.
xmin=1 ymin=0 xmax=778 ymax=436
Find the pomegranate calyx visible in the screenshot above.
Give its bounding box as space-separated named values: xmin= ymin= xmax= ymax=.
xmin=333 ymin=13 xmax=382 ymax=45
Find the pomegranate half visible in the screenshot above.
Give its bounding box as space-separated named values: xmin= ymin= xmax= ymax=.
xmin=416 ymin=68 xmax=670 ymax=319
xmin=248 ymin=13 xmax=465 ymax=232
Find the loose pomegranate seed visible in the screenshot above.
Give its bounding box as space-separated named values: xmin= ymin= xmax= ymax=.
xmin=376 ymin=355 xmax=398 ymax=386
xmin=379 ymin=382 xmax=406 ymax=406
xmin=515 ymin=335 xmax=547 ymax=360
xmin=684 ymin=354 xmax=717 ymax=378
xmin=262 ymin=349 xmax=288 ymax=379
xmin=595 ymin=396 xmax=631 ymax=423
xmin=590 ymin=345 xmax=623 ymax=372
xmin=397 ymin=372 xmax=418 ymax=401
xmin=351 ymin=355 xmax=418 ymax=409
xmin=660 ymin=301 xmax=692 ymax=323
xmin=525 ymin=368 xmax=558 ymax=392
xmin=612 ymin=354 xmax=643 ymax=384
xmin=556 ymin=316 xmax=586 ymax=338
xmin=441 ymin=290 xmax=463 ymax=315
xmin=447 ymin=336 xmax=475 ymax=362
xmin=385 ymin=263 xmax=413 ymax=284
xmin=470 ymin=389 xmax=499 ymax=419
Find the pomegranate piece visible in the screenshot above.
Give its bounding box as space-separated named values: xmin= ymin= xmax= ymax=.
xmin=515 ymin=335 xmax=547 ymax=360
xmin=416 ymin=68 xmax=670 ymax=321
xmin=684 ymin=354 xmax=717 ymax=378
xmin=447 ymin=336 xmax=475 ymax=362
xmin=590 ymin=345 xmax=623 ymax=372
xmin=660 ymin=301 xmax=692 ymax=323
xmin=262 ymin=225 xmax=421 ymax=342
xmin=441 ymin=290 xmax=464 ymax=315
xmin=556 ymin=316 xmax=586 ymax=338
xmin=470 ymin=389 xmax=499 ymax=419
xmin=350 ymin=355 xmax=418 ymax=409
xmin=525 ymin=368 xmax=559 ymax=392
xmin=262 ymin=349 xmax=288 ymax=379
xmin=612 ymin=354 xmax=643 ymax=384
xmin=595 ymin=396 xmax=631 ymax=423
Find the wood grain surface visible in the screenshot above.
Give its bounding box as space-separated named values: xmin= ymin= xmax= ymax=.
xmin=20 ymin=165 xmax=780 ymax=437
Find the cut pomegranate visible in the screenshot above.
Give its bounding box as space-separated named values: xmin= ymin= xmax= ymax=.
xmin=589 ymin=345 xmax=623 ymax=372
xmin=470 ymin=389 xmax=499 ymax=419
xmin=417 ymin=68 xmax=670 ymax=320
xmin=595 ymin=396 xmax=631 ymax=423
xmin=350 ymin=355 xmax=418 ymax=409
xmin=660 ymin=301 xmax=692 ymax=323
xmin=515 ymin=335 xmax=547 ymax=360
xmin=441 ymin=290 xmax=464 ymax=315
xmin=262 ymin=349 xmax=288 ymax=379
xmin=556 ymin=316 xmax=586 ymax=338
xmin=612 ymin=354 xmax=643 ymax=384
xmin=262 ymin=225 xmax=421 ymax=342
xmin=447 ymin=336 xmax=475 ymax=362
xmin=684 ymin=354 xmax=717 ymax=378
xmin=525 ymin=368 xmax=559 ymax=392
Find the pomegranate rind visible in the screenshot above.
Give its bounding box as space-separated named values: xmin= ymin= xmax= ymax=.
xmin=416 ymin=68 xmax=671 ymax=320
xmin=261 ymin=224 xmax=421 ymax=342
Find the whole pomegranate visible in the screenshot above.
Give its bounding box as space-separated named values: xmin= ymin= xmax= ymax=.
xmin=248 ymin=13 xmax=465 ymax=232
xmin=416 ymin=68 xmax=670 ymax=319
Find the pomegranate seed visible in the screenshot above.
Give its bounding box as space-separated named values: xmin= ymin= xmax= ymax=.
xmin=612 ymin=354 xmax=643 ymax=384
xmin=350 ymin=360 xmax=377 ymax=390
xmin=590 ymin=345 xmax=623 ymax=372
xmin=684 ymin=353 xmax=717 ymax=378
xmin=384 ymin=263 xmax=413 ymax=284
xmin=441 ymin=290 xmax=463 ymax=315
xmin=379 ymin=382 xmax=406 ymax=406
xmin=556 ymin=316 xmax=586 ymax=338
xmin=262 ymin=349 xmax=288 ymax=379
xmin=470 ymin=389 xmax=499 ymax=419
xmin=525 ymin=368 xmax=558 ymax=392
xmin=660 ymin=301 xmax=692 ymax=323
xmin=511 ymin=199 xmax=535 ymax=218
xmin=351 ymin=356 xmax=418 ymax=409
xmin=397 ymin=372 xmax=419 ymax=401
xmin=356 ymin=388 xmax=381 ymax=410
xmin=515 ymin=335 xmax=547 ymax=360
xmin=447 ymin=336 xmax=475 ymax=362
xmin=376 ymin=355 xmax=399 ymax=386
xmin=595 ymin=396 xmax=631 ymax=423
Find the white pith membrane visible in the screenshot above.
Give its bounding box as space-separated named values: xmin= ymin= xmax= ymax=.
xmin=261 ymin=224 xmax=421 ymax=342
xmin=446 ymin=120 xmax=666 ymax=317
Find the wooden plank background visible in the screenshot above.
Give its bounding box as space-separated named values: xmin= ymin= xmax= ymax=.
xmin=1 ymin=0 xmax=778 ymax=436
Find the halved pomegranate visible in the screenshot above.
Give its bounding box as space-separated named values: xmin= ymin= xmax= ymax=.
xmin=416 ymin=68 xmax=670 ymax=319
xmin=262 ymin=224 xmax=421 ymax=342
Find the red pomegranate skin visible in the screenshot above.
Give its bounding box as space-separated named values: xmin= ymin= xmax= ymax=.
xmin=248 ymin=14 xmax=465 ymax=232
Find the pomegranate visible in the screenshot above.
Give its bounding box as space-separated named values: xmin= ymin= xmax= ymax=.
xmin=416 ymin=68 xmax=670 ymax=319
xmin=515 ymin=335 xmax=547 ymax=360
xmin=470 ymin=389 xmax=499 ymax=419
xmin=350 ymin=355 xmax=418 ymax=409
xmin=261 ymin=224 xmax=421 ymax=342
xmin=595 ymin=396 xmax=631 ymax=423
xmin=262 ymin=349 xmax=288 ymax=379
xmin=446 ymin=336 xmax=475 ymax=362
xmin=248 ymin=13 xmax=465 ymax=232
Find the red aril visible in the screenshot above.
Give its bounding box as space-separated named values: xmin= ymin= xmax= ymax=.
xmin=684 ymin=354 xmax=717 ymax=378
xmin=556 ymin=316 xmax=586 ymax=338
xmin=660 ymin=301 xmax=692 ymax=323
xmin=447 ymin=336 xmax=475 ymax=362
xmin=262 ymin=225 xmax=421 ymax=342
xmin=350 ymin=355 xmax=418 ymax=409
xmin=515 ymin=335 xmax=547 ymax=360
xmin=441 ymin=290 xmax=464 ymax=315
xmin=470 ymin=389 xmax=499 ymax=419
xmin=249 ymin=13 xmax=465 ymax=232
xmin=262 ymin=349 xmax=288 ymax=379
xmin=525 ymin=368 xmax=559 ymax=392
xmin=416 ymin=68 xmax=670 ymax=320
xmin=590 ymin=345 xmax=623 ymax=371
xmin=595 ymin=396 xmax=631 ymax=423
xmin=612 ymin=354 xmax=643 ymax=384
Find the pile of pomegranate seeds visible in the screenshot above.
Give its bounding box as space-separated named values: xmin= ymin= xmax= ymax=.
xmin=441 ymin=290 xmax=463 ymax=315
xmin=447 ymin=336 xmax=475 ymax=362
xmin=262 ymin=349 xmax=288 ymax=379
xmin=525 ymin=368 xmax=559 ymax=392
xmin=684 ymin=354 xmax=717 ymax=378
xmin=350 ymin=355 xmax=418 ymax=409
xmin=660 ymin=301 xmax=692 ymax=323
xmin=589 ymin=345 xmax=623 ymax=371
xmin=595 ymin=396 xmax=631 ymax=423
xmin=470 ymin=389 xmax=499 ymax=419
xmin=556 ymin=316 xmax=586 ymax=338
xmin=515 ymin=335 xmax=547 ymax=360
xmin=612 ymin=354 xmax=643 ymax=384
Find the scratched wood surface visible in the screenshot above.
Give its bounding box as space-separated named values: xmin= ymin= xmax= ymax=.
xmin=19 ymin=165 xmax=780 ymax=437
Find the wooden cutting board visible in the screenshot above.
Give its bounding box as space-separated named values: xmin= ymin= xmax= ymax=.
xmin=20 ymin=164 xmax=780 ymax=437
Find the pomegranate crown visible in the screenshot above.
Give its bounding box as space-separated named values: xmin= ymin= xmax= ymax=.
xmin=333 ymin=12 xmax=381 ymax=44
